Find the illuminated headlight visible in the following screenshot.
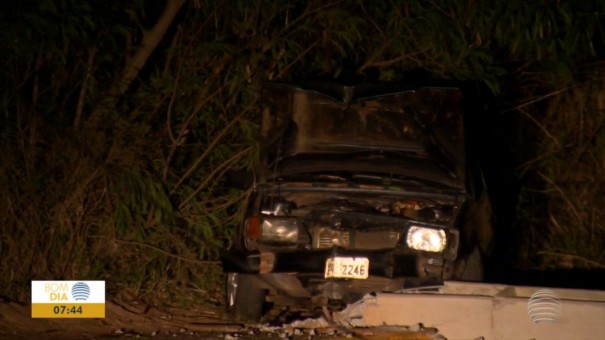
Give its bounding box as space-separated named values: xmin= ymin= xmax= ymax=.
xmin=406 ymin=226 xmax=447 ymax=252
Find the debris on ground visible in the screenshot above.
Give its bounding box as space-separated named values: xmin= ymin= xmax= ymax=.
xmin=0 ymin=295 xmax=446 ymax=339
xmin=286 ymin=316 xmax=330 ymax=329
xmin=332 ymin=293 xmax=376 ymax=327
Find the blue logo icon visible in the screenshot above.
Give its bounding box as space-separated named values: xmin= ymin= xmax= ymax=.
xmin=71 ymin=282 xmax=91 ymax=301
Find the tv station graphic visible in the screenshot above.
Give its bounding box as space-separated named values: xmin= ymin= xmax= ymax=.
xmin=31 ymin=280 xmax=105 ymax=318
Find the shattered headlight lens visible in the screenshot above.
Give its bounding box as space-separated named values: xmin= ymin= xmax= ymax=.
xmin=406 ymin=226 xmax=447 ymax=252
xmin=314 ymin=228 xmax=351 ymax=249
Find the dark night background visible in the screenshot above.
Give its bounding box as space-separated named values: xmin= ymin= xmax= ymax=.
xmin=1 ymin=0 xmax=605 ymax=306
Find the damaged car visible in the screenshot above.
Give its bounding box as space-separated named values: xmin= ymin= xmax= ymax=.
xmin=221 ymin=81 xmax=492 ymax=323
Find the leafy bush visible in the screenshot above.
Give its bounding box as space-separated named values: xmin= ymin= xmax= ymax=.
xmin=516 ymin=75 xmax=605 ymax=269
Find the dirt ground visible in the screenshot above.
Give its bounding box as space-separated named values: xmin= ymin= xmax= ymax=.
xmin=0 ymin=298 xmax=442 ymax=339
xmin=0 ymin=298 xmax=242 ymax=339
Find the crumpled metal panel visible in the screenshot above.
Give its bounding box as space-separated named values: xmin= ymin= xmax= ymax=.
xmin=259 ymin=82 xmax=465 ymax=186
xmin=312 ymin=227 xmax=401 ymax=250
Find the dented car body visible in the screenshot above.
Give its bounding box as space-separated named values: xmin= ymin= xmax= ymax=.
xmin=221 ymin=82 xmax=483 ymax=322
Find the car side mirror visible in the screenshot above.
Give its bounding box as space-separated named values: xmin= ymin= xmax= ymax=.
xmin=225 ymin=169 xmax=255 ymax=190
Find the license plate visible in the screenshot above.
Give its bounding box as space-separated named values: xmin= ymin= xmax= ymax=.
xmin=324 ymin=257 xmax=369 ymax=279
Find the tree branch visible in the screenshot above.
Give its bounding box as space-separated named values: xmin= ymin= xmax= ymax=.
xmin=357 ymin=48 xmax=428 ymax=73
xmin=110 ymin=0 xmax=186 ymax=99
xmin=115 ymin=239 xmax=220 ymax=265
xmin=178 ymin=146 xmax=253 ymax=210
xmin=538 ymin=250 xmax=605 ymax=269
xmin=73 ymin=46 xmax=97 ymax=129
xmin=170 ymin=94 xmax=259 ymax=194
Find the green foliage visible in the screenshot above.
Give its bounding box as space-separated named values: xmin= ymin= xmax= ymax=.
xmin=1 ymin=0 xmax=605 ymax=304
xmin=515 ymin=77 xmax=605 ymax=269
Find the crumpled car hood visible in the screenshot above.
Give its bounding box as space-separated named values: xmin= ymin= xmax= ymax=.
xmin=259 ymin=82 xmax=465 ymax=190
xmin=273 ymin=153 xmax=463 ymax=192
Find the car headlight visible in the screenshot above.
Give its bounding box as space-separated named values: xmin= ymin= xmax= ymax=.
xmin=260 ymin=218 xmax=300 ymax=243
xmin=246 ymin=216 xmax=307 ymax=244
xmin=406 ymin=226 xmax=447 ymax=252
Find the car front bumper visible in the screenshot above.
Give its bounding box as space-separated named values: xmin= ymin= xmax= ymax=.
xmin=221 ymin=247 xmax=453 ymax=279
xmin=222 ymin=248 xmax=450 ymax=302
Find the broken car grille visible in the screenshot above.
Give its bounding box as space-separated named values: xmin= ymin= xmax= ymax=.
xmin=312 ymin=227 xmax=401 ymax=250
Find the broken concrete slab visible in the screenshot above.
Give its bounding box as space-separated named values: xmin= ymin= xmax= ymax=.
xmin=335 ymin=281 xmax=605 ymax=340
